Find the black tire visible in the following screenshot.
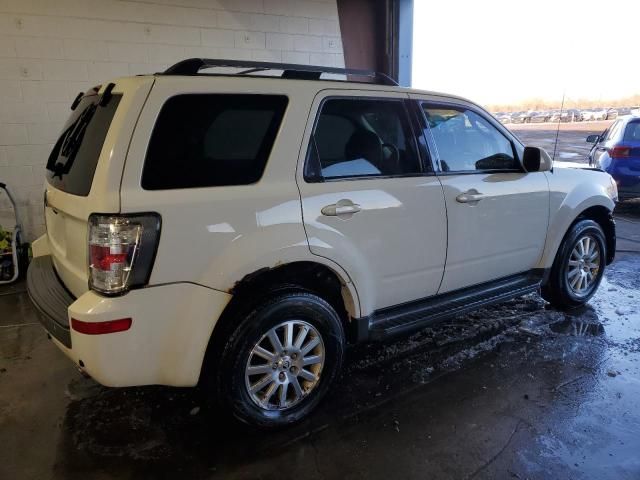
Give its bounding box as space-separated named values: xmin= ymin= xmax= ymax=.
xmin=211 ymin=291 xmax=345 ymax=428
xmin=541 ymin=219 xmax=606 ymax=309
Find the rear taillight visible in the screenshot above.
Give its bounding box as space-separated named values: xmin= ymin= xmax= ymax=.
xmin=88 ymin=213 xmax=160 ymax=295
xmin=609 ymin=146 xmax=631 ymax=159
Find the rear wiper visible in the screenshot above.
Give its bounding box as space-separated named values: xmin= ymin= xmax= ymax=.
xmin=52 ymin=104 xmax=97 ymax=179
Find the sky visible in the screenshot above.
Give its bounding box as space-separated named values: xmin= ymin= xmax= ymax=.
xmin=412 ymin=0 xmax=640 ymax=107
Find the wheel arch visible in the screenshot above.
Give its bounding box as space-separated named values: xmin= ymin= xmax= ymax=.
xmin=541 ymin=202 xmax=615 ymax=270
xmin=199 ymin=260 xmax=361 ymax=385
xmin=575 ymin=205 xmax=616 ymax=264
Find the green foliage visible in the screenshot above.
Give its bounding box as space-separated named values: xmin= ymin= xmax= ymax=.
xmin=0 ymin=225 xmax=12 ymax=252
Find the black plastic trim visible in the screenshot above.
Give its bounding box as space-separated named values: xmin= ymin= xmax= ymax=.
xmin=606 ymin=212 xmax=616 ymax=265
xmin=161 ymin=58 xmax=399 ymax=86
xmin=356 ymin=270 xmax=545 ymax=342
xmin=26 ymin=255 xmax=75 ymax=348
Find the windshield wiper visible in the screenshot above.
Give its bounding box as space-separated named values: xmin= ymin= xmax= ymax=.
xmin=51 ymin=104 xmax=97 ymax=179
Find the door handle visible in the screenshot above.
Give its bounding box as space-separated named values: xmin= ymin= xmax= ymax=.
xmin=321 ymin=199 xmax=361 ymax=217
xmin=456 ymin=190 xmax=486 ymax=203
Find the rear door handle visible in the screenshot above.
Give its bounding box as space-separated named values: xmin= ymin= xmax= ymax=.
xmin=321 ymin=199 xmax=361 ymax=217
xmin=456 ymin=190 xmax=486 ymax=203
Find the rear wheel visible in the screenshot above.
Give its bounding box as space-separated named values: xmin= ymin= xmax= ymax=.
xmin=542 ymin=219 xmax=606 ymax=309
xmin=212 ymin=291 xmax=345 ymax=428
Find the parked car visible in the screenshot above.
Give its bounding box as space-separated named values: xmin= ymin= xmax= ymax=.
xmin=582 ymin=108 xmax=608 ymax=121
xmin=27 ymin=58 xmax=618 ymax=428
xmin=580 ymin=109 xmax=595 ymax=121
xmin=493 ymin=112 xmax=512 ymax=124
xmin=512 ymin=110 xmax=535 ymax=124
xmin=631 ymin=106 xmax=640 ymax=116
xmin=530 ymin=111 xmax=551 ymax=123
xmin=562 ymin=109 xmax=582 ymax=122
xmin=588 ymin=114 xmax=640 ymax=201
xmin=551 ymin=109 xmax=581 ymax=123
xmin=606 ymin=108 xmax=619 ymax=120
xmin=592 ymin=108 xmax=608 ymax=121
xmin=548 ymin=110 xmax=562 ymax=122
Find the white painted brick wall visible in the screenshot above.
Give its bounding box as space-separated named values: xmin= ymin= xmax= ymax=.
xmin=0 ymin=0 xmax=344 ymax=240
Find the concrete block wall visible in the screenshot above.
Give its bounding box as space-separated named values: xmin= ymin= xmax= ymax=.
xmin=0 ymin=0 xmax=344 ymax=240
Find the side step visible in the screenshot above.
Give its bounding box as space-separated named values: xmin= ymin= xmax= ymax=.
xmin=367 ymin=272 xmax=542 ymax=341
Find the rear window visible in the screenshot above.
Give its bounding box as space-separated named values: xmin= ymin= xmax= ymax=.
xmin=46 ymin=93 xmax=121 ymax=196
xmin=142 ymin=94 xmax=288 ymax=190
xmin=623 ymin=121 xmax=640 ymax=142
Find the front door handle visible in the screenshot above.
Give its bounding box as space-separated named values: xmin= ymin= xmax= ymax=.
xmin=456 ymin=190 xmax=486 ymax=204
xmin=321 ymin=199 xmax=361 ymax=217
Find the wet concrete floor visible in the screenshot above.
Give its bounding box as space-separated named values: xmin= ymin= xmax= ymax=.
xmin=1 ymin=207 xmax=639 ymax=480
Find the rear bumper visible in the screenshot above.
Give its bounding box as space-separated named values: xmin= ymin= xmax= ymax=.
xmin=26 ymin=256 xmax=74 ymax=348
xmin=616 ymin=182 xmax=640 ymax=199
xmin=26 ymin=255 xmax=232 ymax=387
xmin=604 ymin=161 xmax=640 ymax=198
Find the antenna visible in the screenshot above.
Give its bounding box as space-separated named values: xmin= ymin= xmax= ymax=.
xmin=552 ymin=91 xmax=565 ymax=161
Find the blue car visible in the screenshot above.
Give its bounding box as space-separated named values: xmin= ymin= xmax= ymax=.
xmin=588 ymin=115 xmax=640 ymax=201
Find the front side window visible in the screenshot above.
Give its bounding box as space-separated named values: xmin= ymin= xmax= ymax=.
xmin=306 ymin=98 xmax=422 ymax=181
xmin=142 ymin=94 xmax=288 ymax=190
xmin=422 ymin=104 xmax=519 ymax=173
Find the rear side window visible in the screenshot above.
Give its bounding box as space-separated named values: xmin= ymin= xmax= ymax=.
xmin=142 ymin=94 xmax=288 ymax=190
xmin=46 ymin=93 xmax=122 ymax=196
xmin=623 ymin=120 xmax=640 ymax=142
xmin=305 ymin=98 xmax=422 ymax=181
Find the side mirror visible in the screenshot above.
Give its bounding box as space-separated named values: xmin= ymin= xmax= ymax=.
xmin=586 ymin=134 xmax=599 ymax=143
xmin=522 ymin=146 xmax=552 ymax=172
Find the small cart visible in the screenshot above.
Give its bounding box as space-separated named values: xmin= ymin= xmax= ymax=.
xmin=0 ymin=182 xmax=29 ymax=284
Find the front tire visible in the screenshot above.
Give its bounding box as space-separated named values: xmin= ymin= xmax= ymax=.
xmin=541 ymin=219 xmax=606 ymax=309
xmin=213 ymin=291 xmax=345 ymax=428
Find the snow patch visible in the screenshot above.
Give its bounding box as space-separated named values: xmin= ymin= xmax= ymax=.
xmin=559 ymin=152 xmax=581 ymax=159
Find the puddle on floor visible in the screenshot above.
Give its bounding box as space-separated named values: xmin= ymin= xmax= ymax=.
xmin=549 ymin=319 xmax=605 ymax=336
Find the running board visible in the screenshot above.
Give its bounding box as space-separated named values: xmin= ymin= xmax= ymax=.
xmin=365 ymin=271 xmax=543 ymax=341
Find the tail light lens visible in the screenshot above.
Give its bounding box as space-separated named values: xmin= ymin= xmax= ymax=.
xmin=88 ymin=213 xmax=160 ymax=295
xmin=610 ymin=146 xmax=631 ymax=159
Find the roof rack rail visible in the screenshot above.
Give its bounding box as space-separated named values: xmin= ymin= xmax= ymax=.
xmin=161 ymin=58 xmax=398 ymax=86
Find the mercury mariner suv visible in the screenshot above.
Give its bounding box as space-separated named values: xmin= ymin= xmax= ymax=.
xmin=27 ymin=59 xmax=618 ymax=428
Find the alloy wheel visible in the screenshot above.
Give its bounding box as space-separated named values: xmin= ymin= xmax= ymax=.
xmin=245 ymin=320 xmax=325 ymax=411
xmin=566 ymin=234 xmax=601 ymax=297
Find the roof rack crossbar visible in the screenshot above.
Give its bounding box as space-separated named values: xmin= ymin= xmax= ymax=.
xmin=161 ymin=58 xmax=398 ymax=86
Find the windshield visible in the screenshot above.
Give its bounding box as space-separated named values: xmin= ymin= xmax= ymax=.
xmin=46 ymin=92 xmax=121 ymax=196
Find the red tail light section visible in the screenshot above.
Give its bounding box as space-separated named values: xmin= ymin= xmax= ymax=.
xmin=609 ymin=146 xmax=631 ymax=159
xmin=88 ymin=214 xmax=161 ymax=295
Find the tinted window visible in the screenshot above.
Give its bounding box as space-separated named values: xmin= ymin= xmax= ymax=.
xmin=46 ymin=93 xmax=121 ymax=196
xmin=422 ymin=104 xmax=518 ymax=172
xmin=623 ymin=120 xmax=640 ymax=142
xmin=605 ymin=121 xmax=622 ymax=141
xmin=308 ymin=98 xmax=421 ymax=180
xmin=142 ymin=94 xmax=288 ymax=190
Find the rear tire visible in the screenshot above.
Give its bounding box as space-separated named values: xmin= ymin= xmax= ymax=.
xmin=210 ymin=291 xmax=345 ymax=428
xmin=541 ymin=219 xmax=606 ymax=309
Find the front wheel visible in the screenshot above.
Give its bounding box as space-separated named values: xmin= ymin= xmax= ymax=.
xmin=212 ymin=292 xmax=345 ymax=428
xmin=541 ymin=219 xmax=606 ymax=309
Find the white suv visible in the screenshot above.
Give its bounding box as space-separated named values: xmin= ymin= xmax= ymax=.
xmin=27 ymin=59 xmax=618 ymax=427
